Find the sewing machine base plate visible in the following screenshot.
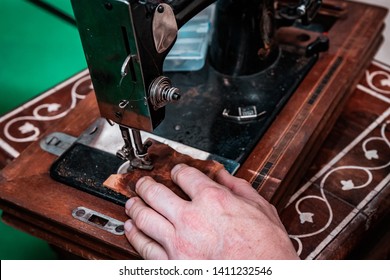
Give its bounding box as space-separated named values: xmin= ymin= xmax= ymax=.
xmin=48 ymin=118 xmax=240 ymax=206
xmin=50 ymin=143 xmax=127 ymax=205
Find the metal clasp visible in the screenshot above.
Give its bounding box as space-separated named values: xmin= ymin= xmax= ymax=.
xmin=72 ymin=206 xmax=125 ymax=236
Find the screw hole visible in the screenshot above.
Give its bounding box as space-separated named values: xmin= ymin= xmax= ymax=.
xmin=104 ymin=2 xmax=113 ymax=10
xmin=297 ymin=33 xmax=311 ymax=42
xmin=115 ymin=225 xmax=125 ymax=233
xmin=75 ymin=209 xmax=86 ymax=217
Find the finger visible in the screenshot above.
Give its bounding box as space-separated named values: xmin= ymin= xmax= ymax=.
xmin=135 ymin=176 xmax=186 ymax=222
xmin=125 ymin=197 xmax=174 ymax=246
xmin=171 ymin=164 xmax=221 ymax=198
xmin=215 ymin=168 xmax=261 ymax=199
xmin=124 ymin=220 xmax=168 ymax=260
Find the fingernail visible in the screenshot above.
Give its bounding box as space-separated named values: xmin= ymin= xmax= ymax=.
xmin=135 ymin=176 xmax=149 ymax=191
xmin=171 ymin=163 xmax=187 ymax=175
xmin=136 ymin=176 xmax=147 ymax=186
xmin=124 ymin=220 xmax=133 ymax=232
xmin=125 ymin=198 xmax=135 ymax=210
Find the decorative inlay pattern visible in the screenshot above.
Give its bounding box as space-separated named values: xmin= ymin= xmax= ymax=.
xmin=0 ymin=70 xmax=91 ymax=159
xmin=281 ymin=61 xmax=390 ymax=259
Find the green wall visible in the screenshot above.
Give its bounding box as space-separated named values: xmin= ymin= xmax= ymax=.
xmin=0 ymin=0 xmax=86 ymax=259
xmin=0 ymin=0 xmax=86 ymax=116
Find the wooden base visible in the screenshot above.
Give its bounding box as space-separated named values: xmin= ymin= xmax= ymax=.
xmin=0 ymin=0 xmax=387 ymax=259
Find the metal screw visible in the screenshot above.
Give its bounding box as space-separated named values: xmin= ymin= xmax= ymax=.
xmin=115 ymin=225 xmax=124 ymax=233
xmin=75 ymin=209 xmax=86 ymax=217
xmin=157 ymin=5 xmax=164 ymax=13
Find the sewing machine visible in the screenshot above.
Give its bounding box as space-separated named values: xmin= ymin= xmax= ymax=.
xmin=44 ymin=0 xmax=330 ymax=205
xmin=0 ymin=0 xmax=387 ymax=259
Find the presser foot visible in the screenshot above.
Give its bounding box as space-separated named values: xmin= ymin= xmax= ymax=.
xmin=116 ymin=157 xmax=154 ymax=174
xmin=116 ymin=147 xmax=154 ymax=172
xmin=116 ymin=127 xmax=154 ymax=172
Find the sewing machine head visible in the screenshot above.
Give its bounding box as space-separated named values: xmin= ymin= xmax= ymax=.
xmin=71 ymin=0 xmax=192 ymax=132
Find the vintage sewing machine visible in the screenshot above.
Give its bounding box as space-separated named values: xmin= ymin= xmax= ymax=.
xmin=45 ymin=0 xmax=330 ymax=205
xmin=0 ymin=0 xmax=387 ymax=259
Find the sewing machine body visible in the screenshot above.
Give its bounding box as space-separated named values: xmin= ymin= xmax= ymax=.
xmin=51 ymin=0 xmax=327 ymax=202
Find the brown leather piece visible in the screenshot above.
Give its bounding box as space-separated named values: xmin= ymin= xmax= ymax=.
xmin=103 ymin=139 xmax=224 ymax=200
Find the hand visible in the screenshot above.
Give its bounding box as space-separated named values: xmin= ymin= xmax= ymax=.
xmin=124 ymin=163 xmax=299 ymax=260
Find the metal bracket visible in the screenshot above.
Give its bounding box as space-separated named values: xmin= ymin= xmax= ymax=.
xmin=222 ymin=106 xmax=266 ymax=122
xmin=72 ymin=206 xmax=125 ymax=236
xmin=40 ymin=132 xmax=77 ymax=156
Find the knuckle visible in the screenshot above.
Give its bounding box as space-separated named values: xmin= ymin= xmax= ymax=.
xmin=257 ymin=198 xmax=280 ymax=218
xmin=127 ymin=197 xmax=141 ymax=216
xmin=145 ymin=184 xmax=164 ymax=202
xmin=233 ymin=177 xmax=254 ymax=192
xmin=136 ymin=177 xmax=153 ymax=193
xmin=202 ymin=185 xmax=224 ymax=197
xmin=201 ymin=186 xmax=230 ymax=206
xmin=137 ymin=179 xmax=164 ymax=201
xmin=140 ymin=239 xmax=157 ymax=259
xmin=269 ymin=203 xmax=279 ymax=216
xmin=236 ymin=177 xmax=251 ymax=187
xmin=174 ymin=165 xmax=197 ymax=180
xmin=133 ymin=207 xmax=151 ymax=229
xmin=126 ymin=226 xmax=139 ymax=243
xmin=178 ymin=209 xmax=202 ymax=230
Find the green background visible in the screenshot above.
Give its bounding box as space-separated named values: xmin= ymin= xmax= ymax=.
xmin=0 ymin=0 xmax=86 ymax=116
xmin=0 ymin=0 xmax=86 ymax=259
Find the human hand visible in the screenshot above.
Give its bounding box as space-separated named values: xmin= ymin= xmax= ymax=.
xmin=124 ymin=163 xmax=299 ymax=260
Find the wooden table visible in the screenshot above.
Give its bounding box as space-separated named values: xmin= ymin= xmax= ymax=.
xmin=0 ymin=0 xmax=388 ymax=259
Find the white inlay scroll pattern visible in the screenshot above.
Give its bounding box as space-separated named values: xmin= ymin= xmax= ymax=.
xmin=286 ymin=62 xmax=390 ymax=258
xmin=289 ymin=119 xmax=390 ymax=258
xmin=3 ymin=76 xmax=92 ymax=143
xmin=366 ymin=69 xmax=390 ymax=95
